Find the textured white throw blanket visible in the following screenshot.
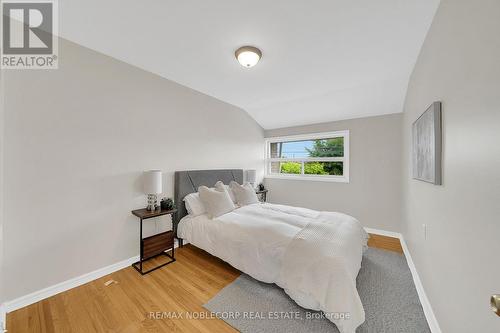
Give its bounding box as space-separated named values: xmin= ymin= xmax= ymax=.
xmin=178 ymin=203 xmax=368 ymax=333
xmin=279 ymin=212 xmax=368 ymax=333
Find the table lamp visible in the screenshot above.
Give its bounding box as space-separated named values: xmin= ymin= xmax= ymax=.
xmin=246 ymin=169 xmax=256 ymax=188
xmin=144 ymin=170 xmax=162 ymax=211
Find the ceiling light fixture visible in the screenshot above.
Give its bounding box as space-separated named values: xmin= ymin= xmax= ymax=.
xmin=235 ymin=46 xmax=262 ymax=68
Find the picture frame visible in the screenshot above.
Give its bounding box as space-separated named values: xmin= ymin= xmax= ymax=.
xmin=412 ymin=101 xmax=442 ymax=185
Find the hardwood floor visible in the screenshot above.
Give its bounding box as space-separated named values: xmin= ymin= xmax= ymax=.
xmin=7 ymin=234 xmax=402 ymax=332
xmin=367 ymin=233 xmax=403 ymax=253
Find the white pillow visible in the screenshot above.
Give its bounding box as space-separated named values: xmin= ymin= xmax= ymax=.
xmin=214 ymin=181 xmax=237 ymax=204
xmin=198 ymin=185 xmax=236 ymax=218
xmin=183 ymin=192 xmax=206 ymax=216
xmin=229 ymin=181 xmax=259 ymax=206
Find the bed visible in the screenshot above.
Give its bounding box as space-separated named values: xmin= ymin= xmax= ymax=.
xmin=173 ymin=169 xmax=368 ymax=333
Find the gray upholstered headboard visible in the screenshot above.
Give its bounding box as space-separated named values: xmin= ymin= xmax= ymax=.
xmin=173 ymin=169 xmax=243 ymax=238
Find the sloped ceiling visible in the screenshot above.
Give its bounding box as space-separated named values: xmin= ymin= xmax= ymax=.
xmin=60 ymin=0 xmax=440 ymax=129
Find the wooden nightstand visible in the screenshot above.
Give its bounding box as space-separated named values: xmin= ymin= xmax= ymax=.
xmin=131 ymin=208 xmax=177 ymax=275
xmin=256 ymin=189 xmax=268 ymax=202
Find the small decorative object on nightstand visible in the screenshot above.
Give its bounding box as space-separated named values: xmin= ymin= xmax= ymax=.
xmin=160 ymin=197 xmax=175 ymax=211
xmin=131 ymin=207 xmax=177 ymax=275
xmin=256 ymin=189 xmax=268 ymax=202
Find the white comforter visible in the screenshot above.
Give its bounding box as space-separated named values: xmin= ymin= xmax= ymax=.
xmin=178 ymin=203 xmax=368 ymax=333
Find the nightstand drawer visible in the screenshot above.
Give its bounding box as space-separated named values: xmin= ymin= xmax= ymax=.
xmin=142 ymin=230 xmax=174 ymax=260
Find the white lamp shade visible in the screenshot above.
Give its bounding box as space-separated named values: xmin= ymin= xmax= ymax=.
xmin=246 ymin=170 xmax=256 ymax=184
xmin=143 ymin=170 xmax=162 ymax=194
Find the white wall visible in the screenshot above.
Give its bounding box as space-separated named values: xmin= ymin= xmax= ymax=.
xmin=264 ymin=113 xmax=403 ymax=232
xmin=2 ymin=38 xmax=264 ymax=301
xmin=402 ymin=1 xmax=500 ymax=332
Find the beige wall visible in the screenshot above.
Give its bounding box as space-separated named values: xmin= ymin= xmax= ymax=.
xmin=264 ymin=113 xmax=403 ymax=232
xmin=402 ymin=0 xmax=500 ymax=332
xmin=2 ymin=38 xmax=264 ymax=301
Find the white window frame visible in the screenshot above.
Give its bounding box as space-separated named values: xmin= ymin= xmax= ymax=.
xmin=265 ymin=130 xmax=349 ymax=183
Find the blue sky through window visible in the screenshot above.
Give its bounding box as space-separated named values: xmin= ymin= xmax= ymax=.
xmin=280 ymin=140 xmax=315 ymax=158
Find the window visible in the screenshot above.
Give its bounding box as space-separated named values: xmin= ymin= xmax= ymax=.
xmin=265 ymin=130 xmax=349 ymax=182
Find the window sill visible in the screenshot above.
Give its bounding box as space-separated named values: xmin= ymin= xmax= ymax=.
xmin=264 ymin=175 xmax=349 ymax=183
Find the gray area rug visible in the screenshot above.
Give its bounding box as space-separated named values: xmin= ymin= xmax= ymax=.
xmin=204 ymin=248 xmax=430 ymax=333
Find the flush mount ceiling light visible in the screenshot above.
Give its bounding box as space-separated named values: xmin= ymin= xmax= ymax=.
xmin=235 ymin=46 xmax=262 ymax=68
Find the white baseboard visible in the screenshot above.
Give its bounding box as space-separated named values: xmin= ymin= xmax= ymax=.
xmin=366 ymin=227 xmax=442 ymax=333
xmin=364 ymin=227 xmax=402 ymax=239
xmin=399 ymin=237 xmax=442 ymax=333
